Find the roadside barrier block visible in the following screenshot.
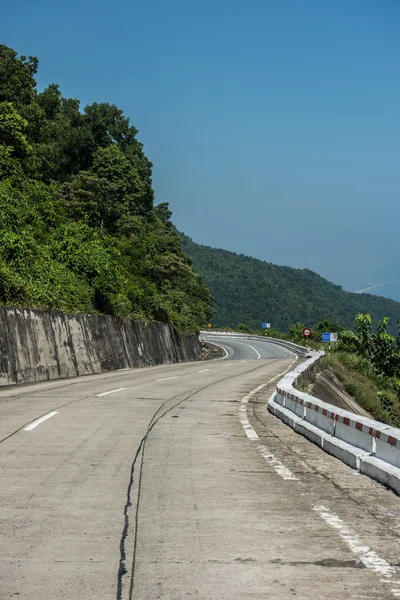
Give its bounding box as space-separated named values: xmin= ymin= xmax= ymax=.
xmin=375 ymin=428 xmax=400 ymax=469
xmin=267 ymin=344 xmax=400 ymax=496
xmin=323 ymin=436 xmax=370 ymax=470
xmin=360 ymin=455 xmax=400 ymax=495
xmin=303 ymin=399 xmax=337 ymax=435
xmin=279 ymin=390 xmax=306 ymax=418
xmin=334 ymin=414 xmax=376 ymax=454
xmin=294 ymin=420 xmax=327 ymax=449
xmin=268 ymin=399 xmax=301 ymax=429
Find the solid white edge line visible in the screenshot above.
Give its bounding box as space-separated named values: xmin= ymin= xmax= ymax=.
xmin=198 ymin=369 xmax=211 ymax=372
xmin=24 ymin=411 xmax=58 ymax=431
xmin=95 ymin=387 xmax=126 ymax=397
xmin=209 ymin=342 xmax=229 ymax=360
xmin=247 ymin=343 xmax=261 ymax=359
xmin=156 ymin=376 xmax=178 ymax=382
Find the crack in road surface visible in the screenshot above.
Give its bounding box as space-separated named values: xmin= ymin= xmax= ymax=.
xmin=116 ymin=359 xmax=284 ymax=600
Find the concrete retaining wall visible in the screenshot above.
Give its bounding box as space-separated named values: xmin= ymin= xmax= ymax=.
xmin=269 ymin=351 xmax=400 ymax=495
xmin=0 ymin=307 xmax=201 ymax=386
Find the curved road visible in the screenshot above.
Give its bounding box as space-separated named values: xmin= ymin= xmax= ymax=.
xmin=0 ymin=336 xmax=399 ymax=599
xmin=205 ymin=335 xmax=292 ymax=360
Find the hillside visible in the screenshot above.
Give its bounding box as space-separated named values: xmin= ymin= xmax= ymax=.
xmin=181 ymin=234 xmax=400 ymax=334
xmin=0 ymin=45 xmax=212 ymax=332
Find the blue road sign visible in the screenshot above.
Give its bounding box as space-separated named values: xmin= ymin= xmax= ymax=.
xmin=322 ymin=332 xmax=338 ymax=342
xmin=262 ymin=322 xmax=271 ymax=329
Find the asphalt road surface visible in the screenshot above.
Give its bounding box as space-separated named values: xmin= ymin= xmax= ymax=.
xmin=1 ymin=335 xmax=400 ymax=600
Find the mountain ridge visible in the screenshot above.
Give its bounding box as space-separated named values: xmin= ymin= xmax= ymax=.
xmin=180 ymin=233 xmax=400 ymax=334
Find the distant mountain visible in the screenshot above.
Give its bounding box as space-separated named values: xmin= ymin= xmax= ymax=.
xmin=181 ymin=233 xmax=400 ymax=335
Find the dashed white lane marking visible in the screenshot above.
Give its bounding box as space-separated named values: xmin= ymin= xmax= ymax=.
xmin=198 ymin=369 xmax=210 ymax=373
xmin=237 ymin=361 xmax=399 ymax=597
xmin=313 ymin=505 xmax=397 ymax=589
xmin=257 ymin=445 xmax=298 ymax=480
xmin=238 ymin=412 xmax=259 ymax=440
xmin=239 ymin=389 xmax=260 ymax=440
xmin=156 ymin=376 xmax=178 ymax=382
xmin=95 ymin=387 xmax=126 ymax=397
xmin=222 ymin=364 xmax=232 ymax=367
xmin=24 ymin=411 xmax=58 ymax=431
xmin=238 ymin=357 xmax=299 ymax=457
xmin=385 ymin=582 xmax=400 ymax=598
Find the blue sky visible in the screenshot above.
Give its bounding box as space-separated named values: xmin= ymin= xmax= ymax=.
xmin=2 ymin=0 xmax=400 ymax=300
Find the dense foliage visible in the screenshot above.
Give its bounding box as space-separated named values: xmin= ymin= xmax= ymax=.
xmin=0 ymin=45 xmax=212 ymax=331
xmin=181 ymin=234 xmax=400 ymax=335
xmin=338 ymin=314 xmax=400 ymax=378
xmin=304 ymin=315 xmax=400 ymax=427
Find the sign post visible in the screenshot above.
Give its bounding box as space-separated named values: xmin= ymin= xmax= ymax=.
xmin=302 ymin=327 xmax=312 ymax=347
xmin=322 ymin=332 xmax=338 ymax=356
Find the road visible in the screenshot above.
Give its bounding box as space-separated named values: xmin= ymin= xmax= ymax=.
xmin=0 ymin=335 xmax=400 ymax=599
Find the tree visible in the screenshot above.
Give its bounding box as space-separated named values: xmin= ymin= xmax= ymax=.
xmin=84 ymin=102 xmax=138 ymax=148
xmin=0 ymin=45 xmax=38 ymax=107
xmin=355 ymin=313 xmax=374 ymax=359
xmin=0 ymin=43 xmax=213 ymax=332
xmin=0 ymin=101 xmax=30 ymax=177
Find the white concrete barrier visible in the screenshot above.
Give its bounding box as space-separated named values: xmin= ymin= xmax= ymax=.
xmin=375 ymin=427 xmax=400 ymax=468
xmin=268 ymin=351 xmax=400 ymax=496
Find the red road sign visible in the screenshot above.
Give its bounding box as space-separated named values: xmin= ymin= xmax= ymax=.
xmin=302 ymin=327 xmax=312 ymax=338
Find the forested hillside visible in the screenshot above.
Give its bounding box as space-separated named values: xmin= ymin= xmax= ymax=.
xmin=0 ymin=45 xmax=212 ymax=332
xmin=181 ymin=234 xmax=400 ymax=334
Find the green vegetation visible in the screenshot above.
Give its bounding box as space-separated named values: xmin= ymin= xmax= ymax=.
xmin=323 ymin=353 xmax=400 ymax=427
xmin=330 ymin=314 xmax=400 ymax=426
xmin=0 ymin=45 xmax=212 ymax=331
xmin=181 ymin=234 xmax=400 ymax=335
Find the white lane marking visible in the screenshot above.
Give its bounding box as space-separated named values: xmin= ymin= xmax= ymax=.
xmin=382 ymin=582 xmax=400 ymax=598
xmin=211 ymin=343 xmax=229 ymax=360
xmin=238 ymin=411 xmax=259 ymax=440
xmin=24 ymin=411 xmax=58 ymax=431
xmin=156 ymin=376 xmax=178 ymax=382
xmin=313 ymin=505 xmax=397 ymax=582
xmin=247 ymin=344 xmax=261 ymax=359
xmin=222 ymin=364 xmax=232 ymax=367
xmin=198 ymin=369 xmax=210 ymax=372
xmin=95 ymin=387 xmax=126 ymax=397
xmin=230 ymin=340 xmax=261 ymax=359
xmin=257 ymin=445 xmax=298 ymax=480
xmin=239 ymin=386 xmax=261 ymax=440
xmin=238 ymin=357 xmax=299 ymax=452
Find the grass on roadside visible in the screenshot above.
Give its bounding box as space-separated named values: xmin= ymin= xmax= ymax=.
xmin=323 ymin=352 xmax=400 ymax=428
